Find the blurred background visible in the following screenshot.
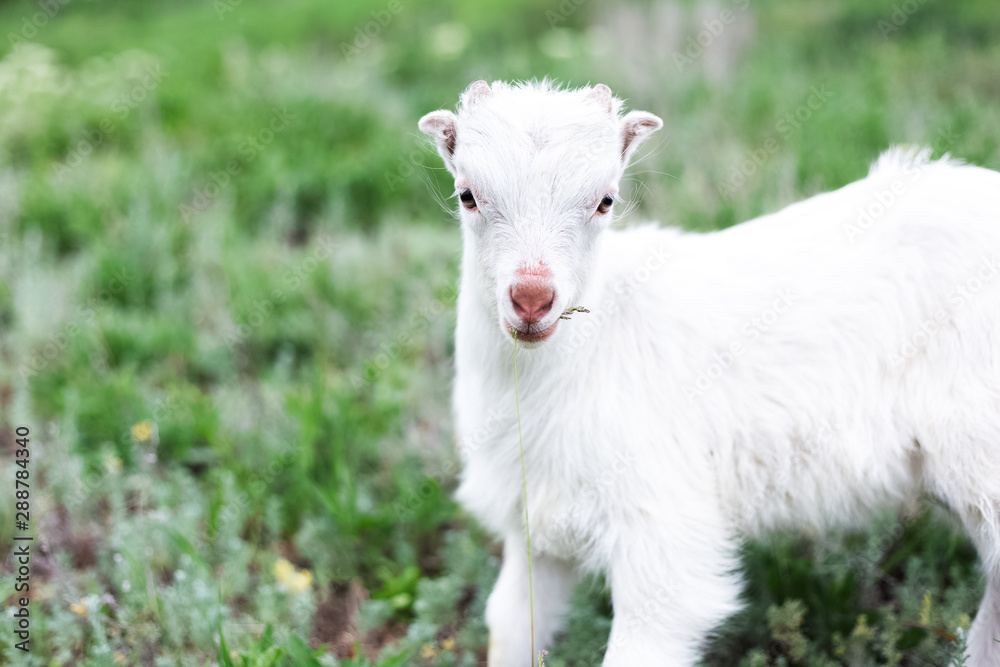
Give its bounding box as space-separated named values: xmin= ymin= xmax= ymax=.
xmin=0 ymin=0 xmax=998 ymax=664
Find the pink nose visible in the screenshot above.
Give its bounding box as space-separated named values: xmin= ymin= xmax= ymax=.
xmin=511 ymin=282 xmax=555 ymax=324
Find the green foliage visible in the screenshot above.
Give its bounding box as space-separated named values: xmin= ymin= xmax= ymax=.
xmin=767 ymin=600 xmax=808 ymax=662
xmin=0 ymin=0 xmax=998 ymax=664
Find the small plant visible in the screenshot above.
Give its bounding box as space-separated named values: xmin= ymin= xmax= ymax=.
xmin=559 ymin=306 xmax=590 ymax=320
xmin=767 ymin=599 xmax=808 ymax=662
xmin=512 ymin=330 xmax=538 ymax=663
xmin=511 ymin=321 xmax=590 ymax=663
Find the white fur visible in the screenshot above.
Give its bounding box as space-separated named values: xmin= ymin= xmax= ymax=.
xmin=419 ymin=80 xmax=1000 ymax=666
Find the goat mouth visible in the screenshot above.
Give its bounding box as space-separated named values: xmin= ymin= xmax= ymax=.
xmin=505 ymin=319 xmax=558 ymax=344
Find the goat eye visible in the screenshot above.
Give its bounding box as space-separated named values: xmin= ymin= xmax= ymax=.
xmin=597 ymin=195 xmax=614 ymax=215
xmin=459 ymin=189 xmax=477 ymax=211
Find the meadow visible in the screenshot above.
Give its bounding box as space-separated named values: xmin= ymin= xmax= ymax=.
xmin=0 ymin=0 xmax=999 ymax=664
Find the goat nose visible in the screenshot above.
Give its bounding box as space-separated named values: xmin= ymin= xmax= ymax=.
xmin=510 ymin=283 xmax=555 ymax=323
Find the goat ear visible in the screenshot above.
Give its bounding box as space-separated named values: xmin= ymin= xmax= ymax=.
xmin=620 ymin=110 xmax=663 ymax=163
xmin=418 ymin=110 xmax=458 ymax=171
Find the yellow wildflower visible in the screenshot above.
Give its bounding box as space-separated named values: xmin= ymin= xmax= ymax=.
xmin=273 ymin=558 xmax=294 ymax=581
xmin=104 ymin=456 xmax=123 ymax=475
xmin=131 ymin=421 xmax=153 ymax=442
xmin=421 ymin=643 xmax=438 ymax=659
xmin=852 ymin=614 xmax=875 ymax=641
xmin=919 ymin=593 xmax=933 ymax=626
xmin=70 ymin=598 xmax=88 ymax=616
xmin=286 ymin=569 xmax=312 ymax=594
xmin=833 ymin=632 xmax=847 ymax=656
xmin=273 ymin=558 xmax=312 ymax=594
xmin=441 ymin=637 xmax=455 ymax=651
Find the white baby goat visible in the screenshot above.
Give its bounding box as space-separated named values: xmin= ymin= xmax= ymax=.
xmin=419 ymin=80 xmax=1000 ymax=667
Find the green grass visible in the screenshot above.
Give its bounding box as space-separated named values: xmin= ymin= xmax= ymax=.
xmin=0 ymin=0 xmax=998 ymax=664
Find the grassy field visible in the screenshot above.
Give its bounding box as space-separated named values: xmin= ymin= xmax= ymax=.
xmin=1 ymin=0 xmax=999 ymax=664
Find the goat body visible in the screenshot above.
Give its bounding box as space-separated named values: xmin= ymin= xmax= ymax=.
xmin=420 ymin=80 xmax=1000 ymax=666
